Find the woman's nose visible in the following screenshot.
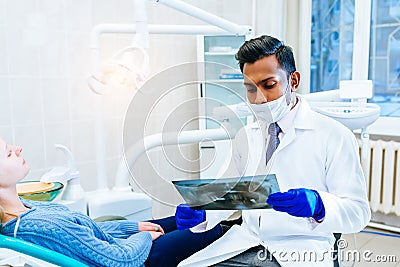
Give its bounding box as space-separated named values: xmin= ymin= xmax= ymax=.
xmin=13 ymin=146 xmax=22 ymax=156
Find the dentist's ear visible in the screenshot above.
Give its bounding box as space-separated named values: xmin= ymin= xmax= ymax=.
xmin=290 ymin=71 xmax=301 ymax=92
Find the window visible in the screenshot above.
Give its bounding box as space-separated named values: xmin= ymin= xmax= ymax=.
xmin=369 ymin=0 xmax=400 ymax=116
xmin=310 ymin=0 xmax=400 ymax=117
xmin=310 ymin=0 xmax=355 ymax=93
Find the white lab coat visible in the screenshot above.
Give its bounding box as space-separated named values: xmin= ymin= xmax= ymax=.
xmin=179 ymin=96 xmax=371 ymax=267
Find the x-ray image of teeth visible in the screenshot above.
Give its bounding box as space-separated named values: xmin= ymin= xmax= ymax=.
xmin=173 ymin=174 xmax=280 ymax=210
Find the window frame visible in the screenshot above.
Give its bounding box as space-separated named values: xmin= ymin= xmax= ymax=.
xmin=298 ymin=0 xmax=400 ymax=136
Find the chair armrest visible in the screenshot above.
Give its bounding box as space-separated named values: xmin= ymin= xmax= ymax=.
xmin=0 ymin=235 xmax=88 ymax=267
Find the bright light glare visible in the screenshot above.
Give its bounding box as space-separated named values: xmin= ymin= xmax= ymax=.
xmin=100 ymin=62 xmax=135 ymax=90
xmin=87 ymin=46 xmax=149 ymax=95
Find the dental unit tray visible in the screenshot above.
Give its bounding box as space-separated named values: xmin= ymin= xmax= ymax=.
xmin=173 ymin=174 xmax=280 ymax=210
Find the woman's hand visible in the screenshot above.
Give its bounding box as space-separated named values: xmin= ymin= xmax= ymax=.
xmin=138 ymin=222 xmax=165 ymax=241
xmin=138 ymin=222 xmax=165 ymax=234
xmin=149 ymin=231 xmax=163 ymax=241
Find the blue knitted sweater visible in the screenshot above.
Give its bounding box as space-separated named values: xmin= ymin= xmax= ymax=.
xmin=0 ymin=199 xmax=152 ymax=267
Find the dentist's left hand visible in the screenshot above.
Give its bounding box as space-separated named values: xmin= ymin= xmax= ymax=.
xmin=175 ymin=204 xmax=206 ymax=230
xmin=267 ymin=188 xmax=325 ymax=221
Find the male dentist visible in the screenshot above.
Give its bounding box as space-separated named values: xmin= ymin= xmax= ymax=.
xmin=177 ymin=35 xmax=370 ymax=267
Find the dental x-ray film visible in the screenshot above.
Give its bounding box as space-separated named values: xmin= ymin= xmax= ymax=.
xmin=173 ymin=174 xmax=280 ymax=210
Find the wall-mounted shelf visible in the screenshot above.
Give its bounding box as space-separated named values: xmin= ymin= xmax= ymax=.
xmin=197 ymin=35 xmax=249 ymax=178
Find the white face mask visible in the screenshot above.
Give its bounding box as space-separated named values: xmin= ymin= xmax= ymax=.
xmin=250 ymin=91 xmax=292 ymax=125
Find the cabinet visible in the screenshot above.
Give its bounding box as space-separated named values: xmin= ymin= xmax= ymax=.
xmin=197 ymin=35 xmax=249 ymax=178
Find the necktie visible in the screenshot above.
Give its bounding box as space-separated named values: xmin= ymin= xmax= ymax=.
xmin=266 ymin=122 xmax=281 ymax=164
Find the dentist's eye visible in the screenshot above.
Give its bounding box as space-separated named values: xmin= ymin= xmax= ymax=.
xmin=263 ymin=82 xmax=277 ymax=89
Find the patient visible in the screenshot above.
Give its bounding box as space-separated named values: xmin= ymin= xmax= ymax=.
xmin=0 ymin=138 xmax=223 ymax=267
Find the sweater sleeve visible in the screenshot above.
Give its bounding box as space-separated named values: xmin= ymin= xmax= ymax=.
xmin=96 ymin=221 xmax=139 ymax=238
xmin=16 ymin=219 xmax=152 ymax=267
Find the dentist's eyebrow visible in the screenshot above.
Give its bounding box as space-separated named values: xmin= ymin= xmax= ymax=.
xmin=244 ymin=76 xmax=275 ymax=88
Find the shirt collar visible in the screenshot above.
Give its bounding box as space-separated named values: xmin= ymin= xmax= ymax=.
xmin=277 ymin=96 xmax=300 ymax=134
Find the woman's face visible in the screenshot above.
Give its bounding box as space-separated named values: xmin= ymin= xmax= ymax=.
xmin=0 ymin=138 xmax=29 ymax=187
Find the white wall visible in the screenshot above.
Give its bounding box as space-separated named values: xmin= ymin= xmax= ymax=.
xmin=1 ymin=0 xmax=274 ymax=218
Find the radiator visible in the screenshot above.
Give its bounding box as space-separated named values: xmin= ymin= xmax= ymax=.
xmin=359 ymin=139 xmax=400 ymax=216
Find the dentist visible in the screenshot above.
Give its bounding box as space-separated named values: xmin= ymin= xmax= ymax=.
xmin=178 ymin=35 xmax=371 ymax=266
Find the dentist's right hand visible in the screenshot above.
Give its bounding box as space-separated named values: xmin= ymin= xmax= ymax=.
xmin=175 ymin=204 xmax=206 ymax=230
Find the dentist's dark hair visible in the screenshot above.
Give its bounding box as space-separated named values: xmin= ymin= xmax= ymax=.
xmin=235 ymin=35 xmax=296 ymax=76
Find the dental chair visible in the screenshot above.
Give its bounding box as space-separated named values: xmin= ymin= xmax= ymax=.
xmin=0 ymin=234 xmax=88 ymax=267
xmin=333 ymin=233 xmax=342 ymax=267
xmin=0 ymin=215 xmax=135 ymax=266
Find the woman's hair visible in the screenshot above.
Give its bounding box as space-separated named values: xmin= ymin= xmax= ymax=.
xmin=0 ymin=204 xmax=4 ymax=223
xmin=235 ymin=35 xmax=296 ymax=77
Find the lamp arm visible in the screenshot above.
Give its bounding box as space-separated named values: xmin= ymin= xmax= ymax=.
xmin=149 ymin=0 xmax=252 ymax=35
xmin=134 ymin=0 xmax=149 ymax=49
xmin=113 ymin=129 xmax=231 ymax=190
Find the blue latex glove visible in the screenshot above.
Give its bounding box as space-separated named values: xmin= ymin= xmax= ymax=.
xmin=267 ymin=188 xmax=325 ymax=221
xmin=175 ymin=204 xmax=206 ymax=230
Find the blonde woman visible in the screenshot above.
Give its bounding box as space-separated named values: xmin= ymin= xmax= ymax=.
xmin=0 ymin=138 xmax=223 ymax=267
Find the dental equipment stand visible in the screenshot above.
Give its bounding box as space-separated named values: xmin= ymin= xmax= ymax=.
xmin=41 ymin=144 xmax=87 ymax=214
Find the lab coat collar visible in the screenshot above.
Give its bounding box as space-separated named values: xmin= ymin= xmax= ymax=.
xmin=273 ymin=95 xmax=316 ymax=154
xmin=276 ymin=95 xmax=300 ymax=134
xmin=292 ymin=94 xmax=315 ymax=130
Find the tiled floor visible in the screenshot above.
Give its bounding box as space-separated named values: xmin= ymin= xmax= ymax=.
xmin=341 ymin=227 xmax=400 ymax=266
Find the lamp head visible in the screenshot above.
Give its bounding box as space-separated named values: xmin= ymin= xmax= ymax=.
xmin=87 ymin=46 xmax=149 ymax=95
